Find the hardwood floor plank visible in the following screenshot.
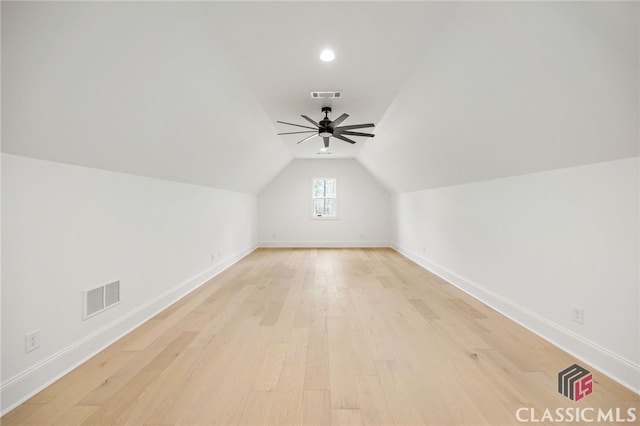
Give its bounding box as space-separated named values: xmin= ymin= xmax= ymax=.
xmin=255 ymin=343 xmax=289 ymax=391
xmin=140 ymin=350 xmax=213 ymax=425
xmin=374 ymin=360 xmax=426 ymax=426
xmin=0 ymin=404 xmax=45 ymax=425
xmin=327 ymin=316 xmax=360 ymax=409
xmin=354 ymin=375 xmax=395 ymax=426
xmin=142 ymin=331 xmax=197 ymax=372
xmin=301 ymin=390 xmax=331 ymax=426
xmin=81 ymin=371 xmax=160 ymax=425
xmin=331 ymin=408 xmax=364 ymax=426
xmin=19 ymin=351 xmax=136 ymax=424
xmin=303 ymin=313 xmax=329 ymax=391
xmin=284 ymin=327 xmax=309 ymax=364
xmin=259 ymin=287 xmax=289 ymax=326
xmin=123 ymin=348 xmax=202 ymax=425
xmin=407 ymin=298 xmax=439 ymax=320
xmin=52 ymin=405 xmax=99 ymax=426
xmin=76 ymin=351 xmax=152 ymax=407
xmin=271 ymin=300 xmax=300 ymax=343
xmin=269 ymin=386 xmax=304 ymax=425
xmin=238 ymin=391 xmax=273 ymax=426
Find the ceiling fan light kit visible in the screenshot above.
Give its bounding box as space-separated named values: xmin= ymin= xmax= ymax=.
xmin=277 ymin=107 xmax=375 ymax=148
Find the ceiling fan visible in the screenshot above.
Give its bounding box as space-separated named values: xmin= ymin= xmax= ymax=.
xmin=277 ymin=107 xmax=375 ymax=148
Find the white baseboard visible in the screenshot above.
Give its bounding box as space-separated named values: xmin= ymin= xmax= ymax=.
xmin=258 ymin=241 xmax=391 ymax=248
xmin=392 ymin=243 xmax=640 ymax=395
xmin=0 ymin=244 xmax=257 ymax=415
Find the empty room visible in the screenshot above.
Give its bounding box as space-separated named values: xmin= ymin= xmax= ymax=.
xmin=1 ymin=1 xmax=638 ymax=425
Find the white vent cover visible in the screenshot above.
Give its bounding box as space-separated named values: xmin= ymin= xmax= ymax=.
xmin=311 ymin=91 xmax=341 ymax=99
xmin=83 ymin=280 xmax=120 ymax=320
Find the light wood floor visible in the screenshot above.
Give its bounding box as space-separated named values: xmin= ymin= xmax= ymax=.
xmin=2 ymin=248 xmax=638 ymax=425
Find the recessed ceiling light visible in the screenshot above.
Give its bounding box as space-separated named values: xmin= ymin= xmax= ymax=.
xmin=319 ymin=49 xmax=335 ymax=62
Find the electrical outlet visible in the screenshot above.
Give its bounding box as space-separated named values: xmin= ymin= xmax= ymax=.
xmin=211 ymin=253 xmax=215 ymax=262
xmin=572 ymin=306 xmax=584 ymax=325
xmin=218 ymin=251 xmax=221 ymax=259
xmin=25 ymin=330 xmax=40 ymax=353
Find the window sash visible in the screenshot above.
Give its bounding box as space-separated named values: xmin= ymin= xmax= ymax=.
xmin=312 ymin=178 xmax=337 ymax=217
xmin=313 ymin=198 xmax=335 ymax=216
xmin=313 ymin=178 xmax=335 ymax=198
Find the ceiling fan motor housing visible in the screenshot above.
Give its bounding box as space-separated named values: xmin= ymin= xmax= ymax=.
xmin=319 ymin=107 xmax=333 ymax=136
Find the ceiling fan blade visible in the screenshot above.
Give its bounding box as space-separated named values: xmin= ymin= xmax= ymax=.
xmin=329 ymin=113 xmax=349 ymax=128
xmin=339 ymin=130 xmax=375 ymax=138
xmin=277 ymin=130 xmax=317 ymax=135
xmin=297 ymin=134 xmax=318 ymax=144
xmin=323 ymin=137 xmax=330 ymax=148
xmin=276 ymin=121 xmax=318 ymax=130
xmin=333 ymin=134 xmax=357 ymax=145
xmin=334 ymin=123 xmax=375 ymax=131
xmin=301 ymin=115 xmax=321 ymax=128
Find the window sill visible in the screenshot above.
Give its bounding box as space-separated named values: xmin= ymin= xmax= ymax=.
xmin=310 ymin=215 xmax=339 ymax=220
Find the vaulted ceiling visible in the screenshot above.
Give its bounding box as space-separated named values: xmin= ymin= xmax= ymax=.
xmin=2 ymin=1 xmax=638 ymax=193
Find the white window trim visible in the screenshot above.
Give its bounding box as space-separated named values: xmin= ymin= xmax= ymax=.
xmin=310 ymin=177 xmax=338 ymax=220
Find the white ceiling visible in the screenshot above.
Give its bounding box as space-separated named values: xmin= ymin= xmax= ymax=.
xmin=359 ymin=2 xmax=640 ymax=192
xmin=204 ymin=1 xmax=455 ymax=159
xmin=2 ymin=1 xmax=638 ymax=193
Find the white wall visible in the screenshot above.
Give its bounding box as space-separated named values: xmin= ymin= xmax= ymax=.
xmin=392 ymin=157 xmax=639 ymax=392
xmin=1 ymin=154 xmax=258 ymax=413
xmin=258 ymin=159 xmax=390 ymax=247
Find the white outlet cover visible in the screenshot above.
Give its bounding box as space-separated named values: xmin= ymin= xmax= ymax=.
xmin=25 ymin=330 xmax=40 ymax=353
xmin=572 ymin=306 xmax=584 ymax=324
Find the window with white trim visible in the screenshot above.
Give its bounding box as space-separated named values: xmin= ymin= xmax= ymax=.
xmin=312 ymin=178 xmax=337 ymax=218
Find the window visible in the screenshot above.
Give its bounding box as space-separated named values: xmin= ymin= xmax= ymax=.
xmin=312 ymin=178 xmax=337 ymax=218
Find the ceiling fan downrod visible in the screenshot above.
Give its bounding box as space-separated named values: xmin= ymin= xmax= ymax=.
xmin=319 ymin=107 xmax=332 ymax=137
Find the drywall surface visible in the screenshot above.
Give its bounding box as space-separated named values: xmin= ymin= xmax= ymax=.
xmin=359 ymin=2 xmax=638 ymax=193
xmin=392 ymin=157 xmax=639 ymax=392
xmin=2 ymin=2 xmax=292 ymax=194
xmin=1 ymin=154 xmax=257 ymax=412
xmin=258 ymin=159 xmax=390 ymax=247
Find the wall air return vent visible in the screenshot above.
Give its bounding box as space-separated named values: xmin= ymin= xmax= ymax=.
xmin=311 ymin=91 xmax=341 ymax=99
xmin=83 ymin=280 xmax=120 ymax=320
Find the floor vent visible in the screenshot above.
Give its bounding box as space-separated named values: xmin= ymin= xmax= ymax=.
xmin=311 ymin=91 xmax=341 ymax=99
xmin=83 ymin=280 xmax=120 ymax=320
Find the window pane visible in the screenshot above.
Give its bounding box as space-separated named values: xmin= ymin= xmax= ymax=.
xmin=324 ymin=198 xmax=335 ymax=215
xmin=313 ymin=198 xmax=336 ymax=216
xmin=313 ymin=179 xmax=325 ymax=198
xmin=314 ymin=199 xmax=325 ymax=216
xmin=325 ymin=179 xmax=336 ymax=198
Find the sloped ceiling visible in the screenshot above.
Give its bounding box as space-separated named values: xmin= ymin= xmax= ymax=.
xmin=358 ymin=2 xmax=639 ymax=192
xmin=1 ymin=2 xmax=291 ymax=194
xmin=2 ymin=2 xmax=638 ymax=194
